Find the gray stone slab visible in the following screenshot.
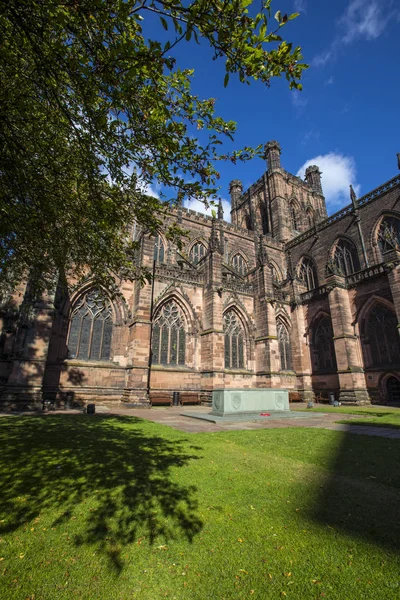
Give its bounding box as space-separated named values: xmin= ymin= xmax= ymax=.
xmin=211 ymin=389 xmax=289 ymax=416
xmin=182 ymin=410 xmax=327 ymax=424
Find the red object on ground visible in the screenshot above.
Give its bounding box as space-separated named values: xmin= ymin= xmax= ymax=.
xmin=260 ymin=413 xmax=271 ymax=416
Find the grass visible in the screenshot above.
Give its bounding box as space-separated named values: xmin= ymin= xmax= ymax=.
xmin=0 ymin=415 xmax=399 ymax=599
xmin=292 ymin=403 xmax=400 ymax=429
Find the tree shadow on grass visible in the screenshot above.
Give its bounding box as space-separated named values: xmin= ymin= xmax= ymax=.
xmin=0 ymin=415 xmax=203 ymax=572
xmin=310 ymin=428 xmax=400 ymax=552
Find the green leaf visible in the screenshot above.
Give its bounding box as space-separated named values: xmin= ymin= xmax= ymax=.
xmin=160 ymin=17 xmax=168 ymax=30
xmin=224 ymin=72 xmax=230 ymax=87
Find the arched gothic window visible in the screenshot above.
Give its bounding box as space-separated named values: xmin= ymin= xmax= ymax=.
xmin=277 ymin=320 xmax=292 ymax=371
xmin=67 ymin=290 xmax=113 ymax=360
xmin=154 ymin=234 xmax=165 ymax=263
xmin=298 ymin=257 xmax=318 ymax=291
xmin=271 ymin=265 xmax=281 ymax=284
xmin=312 ymin=316 xmax=337 ymax=373
xmin=333 ymin=239 xmax=360 ymax=276
xmin=290 ymin=203 xmax=299 ymax=232
xmin=377 ymin=216 xmax=400 ymax=256
xmin=306 ymin=209 xmax=314 ymax=229
xmin=232 ymin=254 xmax=247 ymax=276
xmin=152 ymin=301 xmax=185 ymax=366
xmin=224 ymin=311 xmax=245 ymax=369
xmin=190 ymin=242 xmax=206 ymax=265
xmin=365 ymin=304 xmax=400 ymax=367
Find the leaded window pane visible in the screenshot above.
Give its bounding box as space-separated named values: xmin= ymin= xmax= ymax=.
xmin=154 ymin=234 xmax=165 ymax=262
xmin=178 ymin=330 xmax=185 ymax=365
xmin=366 ymin=304 xmax=400 ymax=367
xmin=152 ymin=323 xmax=160 ymax=364
xmin=232 ymin=254 xmax=246 ymax=275
xmin=224 ymin=311 xmax=245 ymax=369
xmin=277 ymin=320 xmax=292 ymax=371
xmin=333 ymin=240 xmax=360 ymax=276
xmin=160 ymin=327 xmax=169 ymax=364
xmin=224 ymin=334 xmax=230 ymax=368
xmin=298 ymin=258 xmax=317 ymax=291
xmin=101 ymin=320 xmax=113 ymax=360
xmin=238 ymin=336 xmax=244 ymax=368
xmin=170 ymin=326 xmax=178 ymax=364
xmin=68 ymin=315 xmax=81 ymax=358
xmin=190 ymin=242 xmax=206 ymax=264
xmin=67 ymin=290 xmax=113 ymax=361
xmin=313 ymin=317 xmax=337 ymax=373
xmin=90 ymin=318 xmax=103 ymax=360
xmin=79 ymin=317 xmax=91 ymax=360
xmin=152 ymin=300 xmax=186 ymax=366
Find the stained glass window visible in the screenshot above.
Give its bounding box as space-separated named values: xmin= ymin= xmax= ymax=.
xmin=152 ymin=301 xmax=185 ymax=366
xmin=67 ymin=290 xmax=113 ymax=360
xmin=298 ymin=257 xmax=318 ymax=291
xmin=224 ymin=311 xmax=245 ymax=369
xmin=333 ymin=239 xmax=360 ymax=276
xmin=313 ymin=317 xmax=337 ymax=373
xmin=232 ymin=254 xmax=246 ymax=276
xmin=154 ymin=234 xmax=165 ymax=262
xmin=190 ymin=242 xmax=206 ymax=264
xmin=377 ymin=216 xmax=400 ymax=255
xmin=365 ymin=304 xmax=400 ymax=367
xmin=277 ymin=320 xmax=292 ymax=371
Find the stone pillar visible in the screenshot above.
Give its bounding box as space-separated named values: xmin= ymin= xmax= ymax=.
xmin=229 ymin=180 xmax=242 ymax=227
xmin=122 ymin=236 xmax=153 ymax=405
xmin=253 ymin=251 xmax=281 ymax=387
xmin=201 ymin=222 xmax=225 ymax=393
xmin=327 ymin=275 xmax=370 ymax=404
xmin=305 ymin=165 xmax=327 ymax=220
xmin=290 ymin=298 xmax=314 ymax=401
xmin=264 ymin=140 xmax=281 ymax=171
xmin=1 ymin=289 xmax=55 ymax=408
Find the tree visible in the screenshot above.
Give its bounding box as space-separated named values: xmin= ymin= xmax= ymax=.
xmin=0 ymin=0 xmax=306 ymax=292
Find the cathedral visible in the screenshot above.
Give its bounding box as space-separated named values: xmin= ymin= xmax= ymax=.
xmin=1 ymin=141 xmax=400 ymax=408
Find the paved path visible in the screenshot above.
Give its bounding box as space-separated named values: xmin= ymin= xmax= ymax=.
xmin=2 ymin=404 xmax=400 ymax=438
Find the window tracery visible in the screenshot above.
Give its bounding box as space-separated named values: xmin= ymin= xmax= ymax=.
xmin=333 ymin=239 xmax=360 ymax=276
xmin=377 ymin=216 xmax=400 ymax=255
xmin=152 ymin=301 xmax=186 ymax=366
xmin=67 ymin=290 xmax=113 ymax=360
xmin=232 ymin=254 xmax=246 ymax=275
xmin=224 ymin=311 xmax=245 ymax=369
xmin=298 ymin=258 xmax=318 ymax=291
xmin=365 ymin=304 xmax=400 ymax=367
xmin=312 ymin=317 xmax=337 ymax=373
xmin=154 ymin=234 xmax=165 ymax=262
xmin=190 ymin=242 xmax=206 ymax=265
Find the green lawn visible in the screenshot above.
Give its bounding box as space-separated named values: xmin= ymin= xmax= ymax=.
xmin=0 ymin=415 xmax=399 ymax=599
xmin=292 ymin=403 xmax=400 ymax=429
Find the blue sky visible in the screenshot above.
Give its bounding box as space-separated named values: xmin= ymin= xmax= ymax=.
xmin=146 ymin=0 xmax=400 ymax=218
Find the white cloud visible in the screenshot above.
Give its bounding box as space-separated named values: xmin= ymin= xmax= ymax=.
xmin=324 ymin=76 xmax=334 ymax=86
xmin=297 ymin=153 xmax=360 ymax=211
xmin=294 ymin=0 xmax=307 ymax=13
xmin=313 ymin=0 xmax=399 ymax=67
xmin=291 ymin=91 xmax=308 ymax=108
xmin=291 ymin=90 xmax=308 ymax=115
xmin=184 ymin=197 xmax=231 ymax=222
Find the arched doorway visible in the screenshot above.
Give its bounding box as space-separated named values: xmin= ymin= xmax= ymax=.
xmin=386 ymin=376 xmax=400 ymax=404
